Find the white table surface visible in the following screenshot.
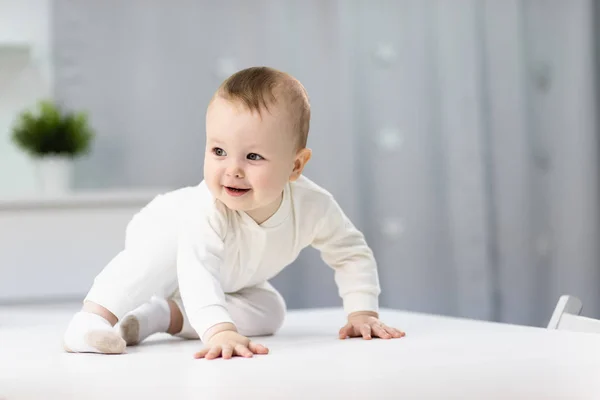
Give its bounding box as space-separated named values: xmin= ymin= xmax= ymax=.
xmin=1 ymin=304 xmax=599 ymax=399
xmin=0 ymin=189 xmax=167 ymax=210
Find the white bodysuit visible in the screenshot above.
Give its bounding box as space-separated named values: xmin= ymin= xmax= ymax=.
xmin=85 ymin=175 xmax=380 ymax=341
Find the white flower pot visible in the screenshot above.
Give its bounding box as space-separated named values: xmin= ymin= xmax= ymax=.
xmin=36 ymin=156 xmax=72 ymax=195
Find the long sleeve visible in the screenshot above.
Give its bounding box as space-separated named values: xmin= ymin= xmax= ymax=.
xmin=311 ymin=196 xmax=381 ymax=315
xmin=176 ymin=206 xmax=234 ymax=342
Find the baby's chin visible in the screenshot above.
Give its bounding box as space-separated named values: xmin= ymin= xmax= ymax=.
xmin=217 ymin=194 xmax=254 ymax=211
xmin=220 ymin=197 xmax=278 ymax=217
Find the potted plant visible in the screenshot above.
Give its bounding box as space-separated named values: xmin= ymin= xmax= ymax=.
xmin=11 ymin=100 xmax=94 ymax=194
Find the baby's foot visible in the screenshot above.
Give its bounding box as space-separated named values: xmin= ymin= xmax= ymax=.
xmin=118 ymin=296 xmax=171 ymax=345
xmin=63 ymin=311 xmax=125 ymax=354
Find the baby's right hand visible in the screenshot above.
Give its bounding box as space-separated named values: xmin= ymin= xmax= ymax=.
xmin=193 ymin=330 xmax=269 ymax=360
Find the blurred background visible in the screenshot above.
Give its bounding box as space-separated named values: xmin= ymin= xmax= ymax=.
xmin=1 ymin=0 xmax=599 ymax=328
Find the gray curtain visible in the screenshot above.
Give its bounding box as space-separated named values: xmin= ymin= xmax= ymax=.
xmin=53 ymin=0 xmax=600 ymax=327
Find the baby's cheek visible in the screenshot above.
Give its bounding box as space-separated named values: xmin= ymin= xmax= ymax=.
xmin=204 ymin=166 xmax=222 ymax=192
xmin=255 ymin=169 xmax=283 ymax=192
xmin=203 ymin=162 xmax=216 ymax=180
xmin=252 ymin=173 xmax=272 ymax=191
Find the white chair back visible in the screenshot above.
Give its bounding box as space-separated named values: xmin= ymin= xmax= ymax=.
xmin=547 ymin=295 xmax=600 ymax=334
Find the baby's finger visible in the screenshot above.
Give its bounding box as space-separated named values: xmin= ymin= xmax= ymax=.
xmin=193 ymin=347 xmax=211 ymax=359
xmin=205 ymin=345 xmax=222 ymax=360
xmin=359 ymin=324 xmax=372 ymax=340
xmin=235 ymin=344 xmax=254 ymax=358
xmin=222 ymin=344 xmax=234 ymax=359
xmin=371 ymin=324 xmax=391 ymax=339
xmin=339 ymin=323 xmax=352 ymax=339
xmin=248 ymin=342 xmax=269 ymax=355
xmin=386 ymin=326 xmax=406 ymax=338
xmin=389 ymin=327 xmax=406 ymax=338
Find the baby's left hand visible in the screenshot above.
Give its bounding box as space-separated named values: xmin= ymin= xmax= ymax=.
xmin=339 ymin=311 xmax=405 ymax=340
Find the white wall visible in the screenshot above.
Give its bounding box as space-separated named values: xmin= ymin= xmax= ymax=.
xmin=0 ymin=0 xmax=53 ymax=197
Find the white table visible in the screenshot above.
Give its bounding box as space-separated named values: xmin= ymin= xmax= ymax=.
xmin=1 ymin=305 xmax=599 ymax=399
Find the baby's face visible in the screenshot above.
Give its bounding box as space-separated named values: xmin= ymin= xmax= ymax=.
xmin=204 ymin=96 xmax=304 ymax=223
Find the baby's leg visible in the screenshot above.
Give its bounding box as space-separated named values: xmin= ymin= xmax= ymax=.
xmin=63 ymin=195 xmax=179 ymax=354
xmin=118 ymin=296 xmax=182 ymax=345
xmin=172 ymin=281 xmax=287 ymax=340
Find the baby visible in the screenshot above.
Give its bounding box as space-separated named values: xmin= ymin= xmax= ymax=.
xmin=62 ymin=66 xmax=405 ymax=360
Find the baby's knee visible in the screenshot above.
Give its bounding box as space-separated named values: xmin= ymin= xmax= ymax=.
xmin=235 ymin=288 xmax=287 ymax=337
xmin=261 ymin=290 xmax=286 ymax=334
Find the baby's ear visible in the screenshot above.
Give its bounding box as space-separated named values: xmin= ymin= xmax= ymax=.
xmin=290 ymin=148 xmax=312 ymax=181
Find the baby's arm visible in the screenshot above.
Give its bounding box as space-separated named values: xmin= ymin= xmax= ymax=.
xmin=311 ymin=197 xmax=404 ymax=340
xmin=176 ymin=210 xmax=268 ymax=359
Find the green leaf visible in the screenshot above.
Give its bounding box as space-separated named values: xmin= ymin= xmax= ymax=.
xmin=10 ymin=100 xmax=95 ymax=158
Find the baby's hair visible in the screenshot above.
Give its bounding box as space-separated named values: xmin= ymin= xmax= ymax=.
xmin=214 ymin=66 xmax=311 ymax=149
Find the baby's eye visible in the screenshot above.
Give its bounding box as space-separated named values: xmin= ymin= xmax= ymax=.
xmin=247 ymin=153 xmax=264 ymax=161
xmin=212 ymin=147 xmax=226 ymax=157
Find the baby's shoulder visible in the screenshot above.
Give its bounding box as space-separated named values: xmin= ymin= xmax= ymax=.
xmin=151 ymin=181 xmax=211 ymax=209
xmin=148 ymin=181 xmax=229 ymax=229
xmin=291 ymin=175 xmax=333 ymax=197
xmin=290 ymin=175 xmax=337 ymax=214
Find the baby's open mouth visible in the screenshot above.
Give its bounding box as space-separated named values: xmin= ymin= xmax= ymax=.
xmin=225 ymin=186 xmax=251 ymax=196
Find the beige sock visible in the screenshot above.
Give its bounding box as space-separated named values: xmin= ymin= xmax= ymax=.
xmin=118 ymin=296 xmax=171 ymax=345
xmin=63 ymin=311 xmax=126 ymax=354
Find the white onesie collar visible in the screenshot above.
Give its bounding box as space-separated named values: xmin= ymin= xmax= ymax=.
xmin=238 ymin=182 xmax=291 ymax=229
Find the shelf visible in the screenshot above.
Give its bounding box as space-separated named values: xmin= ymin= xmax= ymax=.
xmin=0 ymin=188 xmax=172 ymax=211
